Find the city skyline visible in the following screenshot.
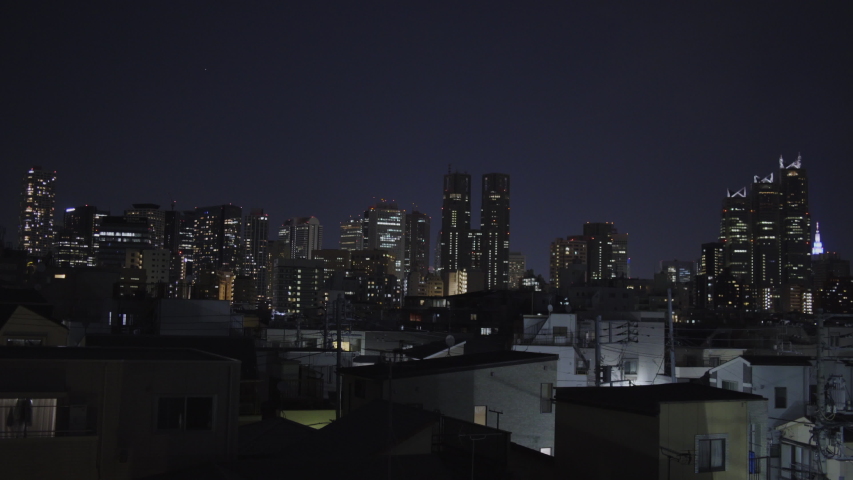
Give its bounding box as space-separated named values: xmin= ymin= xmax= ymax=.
xmin=2 ymin=3 xmax=851 ymax=278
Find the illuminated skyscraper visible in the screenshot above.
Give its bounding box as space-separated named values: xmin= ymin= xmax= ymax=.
xmin=719 ymin=187 xmax=752 ymax=285
xmin=439 ymin=172 xmax=472 ymax=273
xmin=779 ymin=155 xmax=810 ymax=284
xmin=279 ymin=217 xmax=323 ymax=260
xmin=508 ymin=252 xmax=526 ymax=290
xmin=193 ymin=205 xmax=243 ymax=274
xmin=363 ymin=202 xmax=404 ymax=280
xmin=244 ymin=208 xmax=270 ymax=301
xmin=812 ymin=223 xmax=824 ymax=256
xmin=339 ymin=217 xmax=364 ymax=251
xmin=125 ymin=203 xmax=166 ymax=249
xmin=480 ymin=173 xmax=510 ymax=290
xmin=404 ymin=210 xmax=430 ymax=275
xmin=55 ymin=205 xmax=106 ymax=267
xmin=18 ymin=166 xmax=57 ymax=257
xmin=583 ymin=222 xmax=614 ymax=282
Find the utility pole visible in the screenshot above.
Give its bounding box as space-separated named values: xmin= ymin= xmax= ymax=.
xmin=815 ymin=312 xmax=829 ymax=480
xmin=595 ymin=316 xmax=602 ymax=387
xmin=335 ymin=294 xmax=343 ymax=420
xmin=668 ymin=288 xmax=677 ymax=383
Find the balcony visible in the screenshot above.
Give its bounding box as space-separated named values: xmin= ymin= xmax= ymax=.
xmin=516 ymin=333 xmax=574 ymax=346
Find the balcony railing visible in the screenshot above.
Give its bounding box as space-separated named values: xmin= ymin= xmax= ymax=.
xmin=1 ymin=401 xmax=96 ymax=439
xmin=516 ymin=334 xmax=574 ymax=346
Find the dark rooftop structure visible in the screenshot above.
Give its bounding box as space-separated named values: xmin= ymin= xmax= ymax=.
xmin=556 ymin=383 xmax=766 ymax=416
xmin=0 ymin=346 xmax=235 ymax=362
xmin=740 ymin=355 xmax=813 ymax=366
xmin=340 ymin=350 xmax=558 ymax=379
xmin=86 ymin=334 xmax=257 ymax=379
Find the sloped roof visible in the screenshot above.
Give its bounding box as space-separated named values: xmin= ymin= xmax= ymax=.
xmin=0 ymin=304 xmax=66 ymax=331
xmin=555 ymin=383 xmax=765 ymax=416
xmin=340 ymin=350 xmax=558 ymax=380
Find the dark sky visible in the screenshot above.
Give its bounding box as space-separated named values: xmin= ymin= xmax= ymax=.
xmin=3 ymin=2 xmax=852 ymax=278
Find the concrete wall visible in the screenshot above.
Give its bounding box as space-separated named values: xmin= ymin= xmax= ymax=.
xmin=660 ymin=400 xmax=764 ymax=480
xmin=344 ymin=359 xmax=557 ymax=452
xmin=712 ymin=358 xmax=809 ymax=427
xmin=555 ymin=402 xmax=659 ymax=479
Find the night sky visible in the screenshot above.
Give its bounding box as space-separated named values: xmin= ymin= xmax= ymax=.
xmin=3 ymin=2 xmax=852 ymax=279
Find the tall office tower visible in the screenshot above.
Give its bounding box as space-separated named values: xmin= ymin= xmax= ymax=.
xmin=480 ymin=173 xmax=510 ymax=290
xmin=55 ymin=205 xmax=105 ymax=267
xmin=271 ymin=259 xmax=325 ymax=315
xmin=18 ymin=166 xmax=57 ymax=257
xmin=96 ymin=216 xmax=154 ymax=268
xmin=719 ymin=187 xmax=753 ymax=285
xmin=339 ymin=217 xmax=364 ymax=251
xmin=750 ymin=172 xmax=782 ymax=311
xmin=439 ymin=172 xmax=472 ymax=273
xmin=125 ymin=204 xmax=166 ymax=249
xmin=660 ymin=260 xmax=695 ymax=285
xmin=611 ymin=231 xmax=629 ymax=279
xmin=549 ymin=236 xmax=588 ymax=288
xmin=279 ymin=217 xmax=323 ymax=260
xmin=779 ymin=155 xmax=811 ymax=284
xmin=404 ymin=211 xmax=430 ymax=275
xmin=583 ymin=222 xmax=614 ymax=282
xmin=508 ymin=252 xmax=526 ymax=290
xmin=363 ymin=202 xmax=405 ymax=280
xmin=468 ymin=229 xmax=482 ymax=270
xmin=244 ymin=209 xmax=270 ymax=301
xmin=193 ymin=205 xmax=243 ymax=274
xmin=695 ymin=242 xmax=725 ymax=309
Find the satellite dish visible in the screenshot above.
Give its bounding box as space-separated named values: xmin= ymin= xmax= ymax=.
xmin=446 ymin=335 xmax=455 ymax=347
xmin=547 ymin=304 xmax=553 ymax=313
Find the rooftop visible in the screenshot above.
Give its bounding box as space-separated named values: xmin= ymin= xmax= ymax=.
xmin=556 ymin=383 xmax=765 ymax=416
xmin=340 ymin=350 xmax=558 ymax=380
xmin=0 ymin=346 xmax=237 ymax=362
xmin=741 ymin=355 xmax=813 ymax=366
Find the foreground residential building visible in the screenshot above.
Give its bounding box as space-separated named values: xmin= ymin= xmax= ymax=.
xmin=0 ymin=347 xmax=239 ymax=479
xmin=555 ymin=383 xmax=768 ymax=479
xmin=340 ymin=350 xmax=558 ymax=453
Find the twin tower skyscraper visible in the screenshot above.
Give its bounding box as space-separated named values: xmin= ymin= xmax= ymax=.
xmin=438 ymin=171 xmax=510 ymax=291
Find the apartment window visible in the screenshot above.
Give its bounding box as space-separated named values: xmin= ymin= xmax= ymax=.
xmin=721 ymin=380 xmax=738 ymax=391
xmin=695 ymin=434 xmax=727 ymax=473
xmin=156 ymin=396 xmax=214 ymax=431
xmin=775 ymin=387 xmax=787 ymax=409
xmin=540 ymin=383 xmax=553 ymax=413
xmin=553 ymin=326 xmax=568 ymax=337
xmin=709 ymin=356 xmax=721 ymax=367
xmin=540 ymin=447 xmax=552 ymax=456
xmin=622 ymin=358 xmax=638 ymax=376
xmin=473 ymin=405 xmax=487 ymax=425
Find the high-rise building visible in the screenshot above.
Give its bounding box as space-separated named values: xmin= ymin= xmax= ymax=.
xmin=549 ymin=236 xmax=587 ymax=288
xmin=583 ymin=222 xmax=614 ymax=282
xmin=508 ymin=252 xmax=526 ymax=290
xmin=18 ymin=166 xmax=57 ymax=257
xmin=55 ymin=205 xmax=106 ymax=267
xmin=339 ymin=217 xmax=364 ymax=251
xmin=480 ymin=173 xmax=510 ymax=290
xmin=193 ymin=205 xmax=243 ymax=274
xmin=779 ymin=156 xmax=810 ymax=284
xmin=404 ymin=210 xmax=430 ymax=276
xmin=611 ymin=232 xmax=629 ymax=279
xmin=279 ymin=217 xmax=323 ymax=260
xmin=439 ymin=172 xmax=472 ymax=273
xmin=96 ymin=215 xmax=153 ymax=268
xmin=719 ymin=187 xmax=752 ymax=285
xmin=749 ymin=172 xmax=782 ymax=311
xmin=695 ymin=242 xmax=725 ymax=309
xmin=363 ymin=203 xmax=404 ymax=280
xmin=244 ymin=209 xmax=270 ymax=302
xmin=271 ymin=259 xmax=324 ymax=315
xmin=125 ymin=204 xmax=166 ymax=249
xmin=659 ymin=260 xmax=695 ymax=285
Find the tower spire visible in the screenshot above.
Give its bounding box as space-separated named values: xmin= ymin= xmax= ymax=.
xmin=812 ymin=222 xmax=824 ymax=255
